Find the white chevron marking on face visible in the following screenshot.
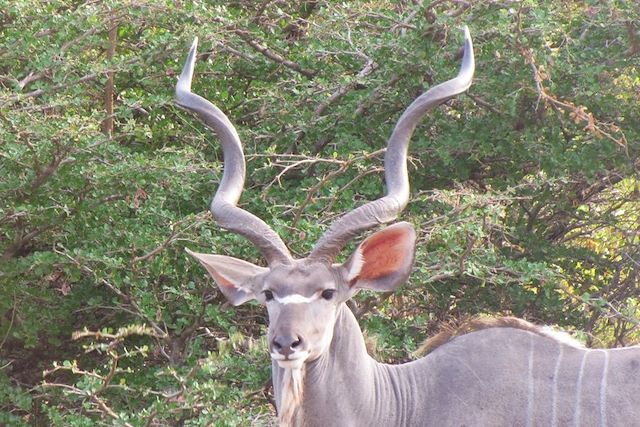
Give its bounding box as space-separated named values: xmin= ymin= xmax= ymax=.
xmin=275 ymin=294 xmax=318 ymax=304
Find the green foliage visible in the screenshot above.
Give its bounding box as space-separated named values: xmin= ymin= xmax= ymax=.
xmin=1 ymin=0 xmax=638 ymax=424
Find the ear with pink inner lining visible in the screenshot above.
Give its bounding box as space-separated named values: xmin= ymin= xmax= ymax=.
xmin=185 ymin=248 xmax=267 ymax=305
xmin=343 ymin=221 xmax=417 ymax=292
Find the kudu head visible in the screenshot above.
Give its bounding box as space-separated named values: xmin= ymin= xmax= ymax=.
xmin=177 ymin=27 xmax=474 ymax=371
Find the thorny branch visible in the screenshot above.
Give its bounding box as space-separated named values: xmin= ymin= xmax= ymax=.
xmin=355 ymin=73 xmax=401 ymax=116
xmin=511 ymin=3 xmax=628 ymax=153
xmin=42 ymin=325 xmax=168 ymax=427
xmin=314 ymin=57 xmax=378 ymax=117
xmin=288 ymin=47 xmax=380 ymax=153
xmin=289 ymin=149 xmax=385 ymax=227
xmin=231 ymin=27 xmax=317 ymax=78
xmin=54 ymin=244 xmax=168 ymax=339
xmin=258 ymin=154 xmax=349 ymax=190
xmin=523 ymin=47 xmax=628 ymax=152
xmin=131 ymin=212 xmax=209 ymax=264
xmin=2 ymin=72 xmax=100 ymax=107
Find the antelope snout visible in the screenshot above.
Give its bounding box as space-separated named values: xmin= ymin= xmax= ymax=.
xmin=271 ymin=334 xmax=305 ymax=358
xmin=270 ymin=333 xmax=311 ymax=369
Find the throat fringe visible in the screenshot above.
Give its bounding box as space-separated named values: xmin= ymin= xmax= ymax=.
xmin=278 ymin=367 xmax=305 ymax=427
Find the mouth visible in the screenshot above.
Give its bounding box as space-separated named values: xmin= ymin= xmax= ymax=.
xmin=270 ymin=351 xmax=309 ymax=369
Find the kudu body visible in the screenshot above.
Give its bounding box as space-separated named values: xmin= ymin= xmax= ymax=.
xmin=176 ymin=28 xmax=640 ymax=426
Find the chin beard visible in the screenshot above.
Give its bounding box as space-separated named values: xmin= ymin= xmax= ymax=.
xmin=277 ymin=365 xmax=305 ymax=427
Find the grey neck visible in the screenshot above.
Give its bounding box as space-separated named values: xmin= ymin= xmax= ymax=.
xmin=272 ymin=304 xmax=431 ymax=426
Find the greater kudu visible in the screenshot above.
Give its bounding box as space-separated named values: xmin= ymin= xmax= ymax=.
xmin=176 ymin=28 xmax=640 ymax=426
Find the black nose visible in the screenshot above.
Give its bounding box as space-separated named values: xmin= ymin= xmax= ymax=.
xmin=272 ymin=335 xmax=303 ymax=357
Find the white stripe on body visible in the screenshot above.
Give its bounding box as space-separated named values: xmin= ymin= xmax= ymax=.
xmin=551 ymin=343 xmax=564 ymax=427
xmin=599 ymin=350 xmax=609 ymax=427
xmin=574 ymin=351 xmax=588 ymax=427
xmin=526 ymin=335 xmax=535 ymax=427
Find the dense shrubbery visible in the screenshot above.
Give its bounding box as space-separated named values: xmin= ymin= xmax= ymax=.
xmin=1 ymin=1 xmax=638 ymax=425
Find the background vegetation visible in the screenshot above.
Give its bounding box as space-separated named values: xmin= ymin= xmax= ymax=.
xmin=1 ymin=0 xmax=639 ymax=425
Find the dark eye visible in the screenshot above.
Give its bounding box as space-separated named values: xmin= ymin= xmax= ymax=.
xmin=321 ymin=289 xmax=336 ymax=300
xmin=263 ymin=290 xmax=274 ymax=301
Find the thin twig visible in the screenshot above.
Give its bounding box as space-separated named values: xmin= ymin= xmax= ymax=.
xmin=131 ymin=212 xmax=208 ymax=263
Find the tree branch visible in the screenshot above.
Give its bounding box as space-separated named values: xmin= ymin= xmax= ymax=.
xmin=314 ymin=57 xmax=377 ymax=117
xmin=232 ymin=27 xmax=316 ymax=78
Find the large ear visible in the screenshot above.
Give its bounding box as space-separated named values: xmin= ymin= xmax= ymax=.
xmin=343 ymin=222 xmax=416 ymax=292
xmin=185 ymin=248 xmax=268 ymax=305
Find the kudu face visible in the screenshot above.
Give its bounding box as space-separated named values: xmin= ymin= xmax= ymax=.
xmin=186 ymin=221 xmax=417 ymax=368
xmin=266 ymin=222 xmax=416 ymax=367
xmin=177 ymin=27 xmax=473 ymax=371
xmin=261 ymin=262 xmax=344 ymax=368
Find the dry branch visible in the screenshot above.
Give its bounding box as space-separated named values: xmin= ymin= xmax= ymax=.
xmin=314 ymin=57 xmax=377 ymax=117
xmin=522 ymin=47 xmax=628 ymax=151
xmin=232 ymin=27 xmax=317 ymax=78
xmin=131 ymin=212 xmax=209 ymax=263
